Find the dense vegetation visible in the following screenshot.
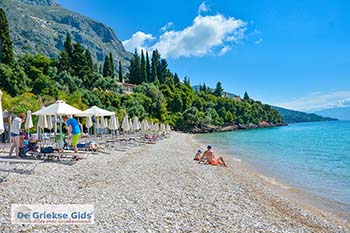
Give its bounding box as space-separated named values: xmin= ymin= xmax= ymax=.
xmin=0 ymin=9 xmax=283 ymax=131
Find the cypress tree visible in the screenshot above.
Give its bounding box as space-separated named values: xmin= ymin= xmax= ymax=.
xmin=0 ymin=8 xmax=14 ymax=65
xmin=151 ymin=50 xmax=160 ymax=83
xmin=146 ymin=51 xmax=151 ymax=82
xmin=158 ymin=58 xmax=171 ymax=84
xmin=64 ymin=32 xmax=73 ymax=57
xmin=109 ymin=52 xmax=114 ymax=78
xmin=71 ymin=43 xmax=87 ymax=76
xmin=59 ymin=33 xmax=73 ymax=73
xmin=85 ymin=48 xmax=93 ymax=71
xmin=129 ymin=49 xmax=141 ymax=84
xmin=103 ymin=55 xmax=111 ymax=77
xmin=214 ymin=81 xmax=224 ymax=97
xmin=118 ymin=60 xmax=123 ymax=82
xmin=173 ymin=73 xmax=180 ymax=84
xmin=244 ymin=92 xmax=250 ymax=100
xmin=140 ymin=50 xmax=147 ymax=83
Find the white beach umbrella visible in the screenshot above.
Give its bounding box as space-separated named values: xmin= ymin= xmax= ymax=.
xmin=166 ymin=124 xmax=171 ymax=133
xmin=100 ymin=116 xmax=106 ymax=129
xmin=95 ymin=117 xmax=101 ymax=129
xmin=76 ymin=105 xmax=114 ymax=117
xmin=33 ymin=100 xmax=82 ymax=116
xmin=0 ymin=91 xmax=4 ymax=134
xmin=155 ymin=123 xmax=159 ymax=132
xmin=47 ymin=115 xmax=53 ymax=130
xmin=140 ymin=120 xmax=146 ymax=133
xmin=33 ymin=100 xmax=82 ymax=146
xmin=129 ymin=119 xmax=133 ymax=130
xmin=132 ymin=117 xmax=141 ymax=131
xmin=24 ymin=110 xmax=34 ymax=130
xmin=160 ymin=123 xmax=166 ymax=133
xmin=108 ymin=115 xmax=118 ymax=130
xmin=121 ymin=115 xmax=130 ymax=132
xmin=86 ymin=116 xmax=93 ymax=128
xmin=38 ymin=115 xmax=48 ymax=129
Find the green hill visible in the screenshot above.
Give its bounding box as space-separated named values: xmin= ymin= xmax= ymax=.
xmin=272 ymin=106 xmax=338 ymax=123
xmin=0 ymin=0 xmax=132 ymax=69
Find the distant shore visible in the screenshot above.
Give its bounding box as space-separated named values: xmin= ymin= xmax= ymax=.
xmin=0 ymin=132 xmax=348 ymax=232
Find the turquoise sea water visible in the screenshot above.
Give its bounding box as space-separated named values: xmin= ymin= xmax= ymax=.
xmin=195 ymin=121 xmax=350 ymax=206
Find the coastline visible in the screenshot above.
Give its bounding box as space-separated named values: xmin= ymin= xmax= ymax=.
xmin=0 ymin=132 xmax=348 ymax=232
xmin=192 ymin=133 xmax=350 ymax=225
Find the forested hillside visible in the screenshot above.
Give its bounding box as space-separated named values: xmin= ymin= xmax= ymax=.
xmin=0 ymin=8 xmax=283 ymax=132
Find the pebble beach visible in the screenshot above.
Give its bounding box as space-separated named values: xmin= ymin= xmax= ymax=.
xmin=0 ymin=132 xmax=349 ymax=232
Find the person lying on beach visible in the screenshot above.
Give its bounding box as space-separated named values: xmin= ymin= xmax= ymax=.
xmin=193 ymin=149 xmax=202 ymax=161
xmin=199 ymin=145 xmax=228 ymax=167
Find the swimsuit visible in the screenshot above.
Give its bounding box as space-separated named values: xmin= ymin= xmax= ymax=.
xmin=209 ymin=158 xmax=219 ymax=165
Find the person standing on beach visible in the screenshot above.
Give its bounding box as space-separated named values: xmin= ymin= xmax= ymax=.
xmin=63 ymin=115 xmax=81 ymax=154
xmin=9 ymin=113 xmax=26 ymax=158
xmin=199 ymin=145 xmax=228 ymax=167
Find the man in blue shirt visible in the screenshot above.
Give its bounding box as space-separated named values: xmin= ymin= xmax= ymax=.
xmin=63 ymin=115 xmax=81 ymax=154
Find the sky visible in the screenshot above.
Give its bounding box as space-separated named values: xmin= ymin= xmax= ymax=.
xmin=56 ymin=0 xmax=350 ymax=112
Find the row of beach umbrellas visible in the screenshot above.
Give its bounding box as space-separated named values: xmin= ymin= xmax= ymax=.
xmin=0 ymin=99 xmax=172 ymax=142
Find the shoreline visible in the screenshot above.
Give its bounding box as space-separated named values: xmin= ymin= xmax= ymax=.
xmin=0 ymin=132 xmax=349 ymax=232
xmin=191 ymin=134 xmax=350 ymax=224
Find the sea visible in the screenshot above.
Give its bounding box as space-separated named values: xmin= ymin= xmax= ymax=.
xmin=195 ymin=121 xmax=350 ymax=214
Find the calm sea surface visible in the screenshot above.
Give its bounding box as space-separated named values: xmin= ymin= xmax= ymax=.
xmin=195 ymin=121 xmax=350 ymax=205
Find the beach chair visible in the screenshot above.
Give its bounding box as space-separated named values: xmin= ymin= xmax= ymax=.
xmin=0 ymin=162 xmax=16 ymax=182
xmin=0 ymin=158 xmax=41 ymax=174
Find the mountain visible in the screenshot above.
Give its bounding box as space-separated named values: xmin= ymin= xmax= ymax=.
xmin=0 ymin=0 xmax=132 ymax=69
xmin=314 ymin=107 xmax=350 ymax=121
xmin=272 ymin=106 xmax=338 ymax=123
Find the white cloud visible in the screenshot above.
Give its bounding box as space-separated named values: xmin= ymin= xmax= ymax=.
xmin=218 ymin=46 xmax=231 ymax=56
xmin=275 ymin=91 xmax=350 ymax=112
xmin=153 ymin=15 xmax=246 ymax=58
xmin=198 ymin=2 xmax=210 ymax=15
xmin=161 ymin=22 xmax=174 ymax=32
xmin=122 ymin=31 xmax=155 ymax=52
xmin=122 ymin=3 xmax=247 ymax=59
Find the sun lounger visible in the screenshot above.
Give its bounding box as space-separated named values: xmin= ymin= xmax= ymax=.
xmin=0 ymin=158 xmax=41 ymax=182
xmin=0 ymin=163 xmax=16 ymax=182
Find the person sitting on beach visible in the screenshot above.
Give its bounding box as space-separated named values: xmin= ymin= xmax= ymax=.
xmin=193 ymin=149 xmax=202 ymax=161
xmin=199 ymin=145 xmax=228 ymax=167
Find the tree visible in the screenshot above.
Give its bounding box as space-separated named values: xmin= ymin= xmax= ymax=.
xmin=214 ymin=81 xmax=224 ymax=97
xmin=150 ymin=49 xmax=160 ymax=83
xmin=128 ymin=49 xmax=141 ymax=84
xmin=102 ymin=55 xmax=111 ymax=77
xmin=146 ymin=51 xmax=151 ymax=82
xmin=109 ymin=52 xmax=114 ymax=78
xmin=244 ymin=91 xmax=250 ymax=100
xmin=140 ymin=50 xmax=147 ymax=83
xmin=71 ymin=42 xmax=88 ymax=79
xmin=85 ymin=49 xmax=93 ymax=71
xmin=118 ymin=60 xmax=123 ymax=82
xmin=58 ymin=33 xmax=73 ymax=73
xmin=0 ymin=9 xmax=14 ymax=65
xmin=158 ymin=58 xmax=172 ymax=84
xmin=173 ymin=73 xmax=180 ymax=84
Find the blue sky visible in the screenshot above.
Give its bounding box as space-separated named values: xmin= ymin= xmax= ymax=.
xmin=56 ymin=0 xmax=350 ymax=112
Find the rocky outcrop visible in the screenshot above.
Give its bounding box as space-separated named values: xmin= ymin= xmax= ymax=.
xmin=0 ymin=0 xmax=132 ymax=70
xmin=183 ymin=122 xmax=287 ymax=134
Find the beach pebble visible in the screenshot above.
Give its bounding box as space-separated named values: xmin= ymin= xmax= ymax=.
xmin=0 ymin=132 xmax=348 ymax=232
